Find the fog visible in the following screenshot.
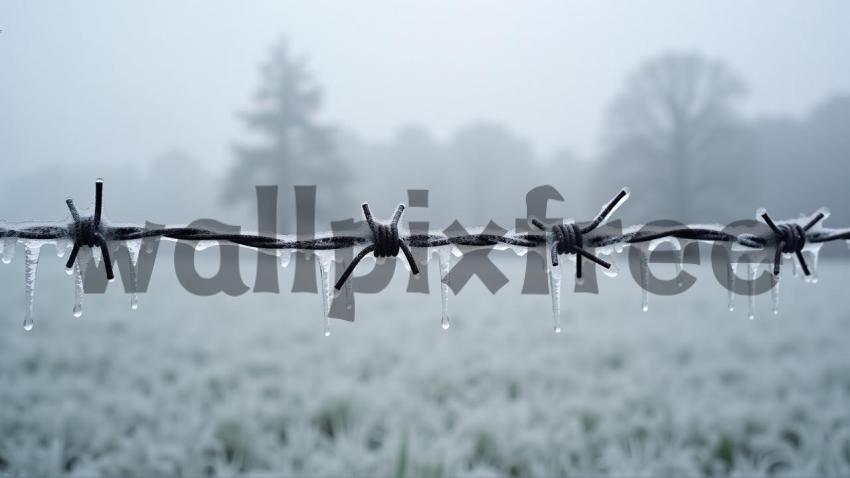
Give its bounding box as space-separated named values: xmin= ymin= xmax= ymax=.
xmin=3 ymin=3 xmax=850 ymax=476
xmin=2 ymin=1 xmax=850 ymax=172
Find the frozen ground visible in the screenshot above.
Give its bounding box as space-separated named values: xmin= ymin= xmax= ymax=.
xmin=0 ymin=246 xmax=849 ymax=477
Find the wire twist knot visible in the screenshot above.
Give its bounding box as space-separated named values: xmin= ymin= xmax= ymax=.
xmin=334 ymin=203 xmax=419 ymax=290
xmin=760 ymin=209 xmax=826 ymax=276
xmin=65 ymin=180 xmax=114 ymax=280
xmin=372 ymin=222 xmax=400 ymax=258
xmin=552 ymin=223 xmax=583 ymax=256
xmin=532 ymin=188 xmax=629 ymax=279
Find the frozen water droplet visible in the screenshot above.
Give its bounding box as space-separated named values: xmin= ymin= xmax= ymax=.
xmin=802 ymin=245 xmax=822 ymax=283
xmin=195 ymin=240 xmax=217 ymax=251
xmin=23 ymin=243 xmax=42 ymax=331
xmin=2 ymin=237 xmax=16 ymax=264
xmin=747 ymin=261 xmax=756 ymax=320
xmin=437 ymin=246 xmax=452 ymax=330
xmin=73 ymin=248 xmax=90 ymax=318
xmin=55 ymin=240 xmax=69 ymax=258
xmin=554 ymin=326 xmax=562 ymax=334
xmin=23 ymin=318 xmax=34 ymax=331
xmin=344 ymin=279 xmax=353 ymax=310
xmin=546 ymin=235 xmax=562 ymax=332
xmin=316 ymin=252 xmax=333 ymax=337
xmin=727 ymin=257 xmax=737 ymax=312
xmin=278 ymin=250 xmax=291 ymax=268
xmin=126 ymin=239 xmax=141 ymax=310
xmin=639 ymin=250 xmax=649 ymax=312
xmin=771 ymin=275 xmax=780 ymax=316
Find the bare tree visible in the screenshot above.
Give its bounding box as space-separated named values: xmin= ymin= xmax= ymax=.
xmin=599 ymin=52 xmax=753 ymax=221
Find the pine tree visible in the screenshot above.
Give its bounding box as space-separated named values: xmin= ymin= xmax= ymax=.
xmin=223 ymin=38 xmax=349 ymax=231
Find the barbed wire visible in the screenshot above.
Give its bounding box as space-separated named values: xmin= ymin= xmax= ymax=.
xmin=5 ymin=179 xmax=850 ymax=333
xmin=3 ymin=179 xmax=850 ymax=290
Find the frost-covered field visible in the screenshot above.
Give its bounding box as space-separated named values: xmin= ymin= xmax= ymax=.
xmin=1 ymin=248 xmax=849 ymax=477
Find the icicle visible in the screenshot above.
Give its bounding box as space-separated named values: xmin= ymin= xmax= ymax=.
xmin=278 ymin=249 xmax=291 ymax=268
xmin=640 ymin=249 xmax=649 ymax=312
xmin=437 ymin=247 xmax=452 ymax=330
xmin=670 ymin=239 xmax=683 ymax=286
xmin=92 ymin=246 xmax=102 ymax=267
xmin=72 ymin=248 xmax=91 ymax=318
xmin=801 ymin=244 xmax=823 ymax=284
xmin=727 ymin=259 xmax=737 ymax=312
xmin=55 ymin=240 xmax=69 ymax=258
xmin=544 ymin=233 xmax=563 ymax=332
xmin=771 ymin=275 xmax=780 ymax=316
xmin=550 ymin=261 xmax=562 ymax=333
xmin=747 ymin=261 xmax=756 ymax=320
xmin=126 ymin=239 xmax=141 ymax=310
xmin=2 ymin=236 xmax=16 ymax=264
xmin=344 ymin=277 xmax=354 ymax=311
xmin=22 ymin=243 xmax=42 ymax=331
xmin=317 ymin=252 xmax=333 ymax=336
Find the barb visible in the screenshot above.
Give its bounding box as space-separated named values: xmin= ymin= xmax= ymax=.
xmin=3 ymin=179 xmax=850 ymax=333
xmin=530 ymin=188 xmax=631 ymax=280
xmin=65 ymin=179 xmax=114 ymax=280
xmin=759 ymin=208 xmax=827 ymax=276
xmin=334 ymin=203 xmax=419 ymax=290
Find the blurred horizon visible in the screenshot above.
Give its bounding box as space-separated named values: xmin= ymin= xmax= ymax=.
xmin=3 ymin=3 xmax=850 ymax=476
xmin=2 ymin=1 xmax=850 ymax=233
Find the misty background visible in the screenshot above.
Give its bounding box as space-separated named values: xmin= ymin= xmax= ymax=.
xmin=4 ymin=3 xmax=850 ymax=477
xmin=1 ymin=1 xmax=849 ymax=231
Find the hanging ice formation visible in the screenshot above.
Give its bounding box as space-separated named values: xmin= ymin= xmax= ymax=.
xmin=317 ymin=251 xmax=334 ymax=337
xmin=437 ymin=246 xmax=452 ymax=330
xmin=531 ymin=188 xmax=630 ymax=332
xmin=3 ymin=177 xmax=846 ymax=334
xmin=732 ymin=207 xmax=830 ymax=320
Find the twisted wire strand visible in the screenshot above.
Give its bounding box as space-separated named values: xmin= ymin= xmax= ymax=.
xmin=1 ymin=180 xmax=847 ymax=288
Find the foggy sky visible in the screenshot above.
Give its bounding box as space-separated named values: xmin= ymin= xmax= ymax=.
xmin=2 ymin=1 xmax=849 ymax=174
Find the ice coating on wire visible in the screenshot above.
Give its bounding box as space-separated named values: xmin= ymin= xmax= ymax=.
xmin=1 ymin=179 xmax=849 ymax=332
